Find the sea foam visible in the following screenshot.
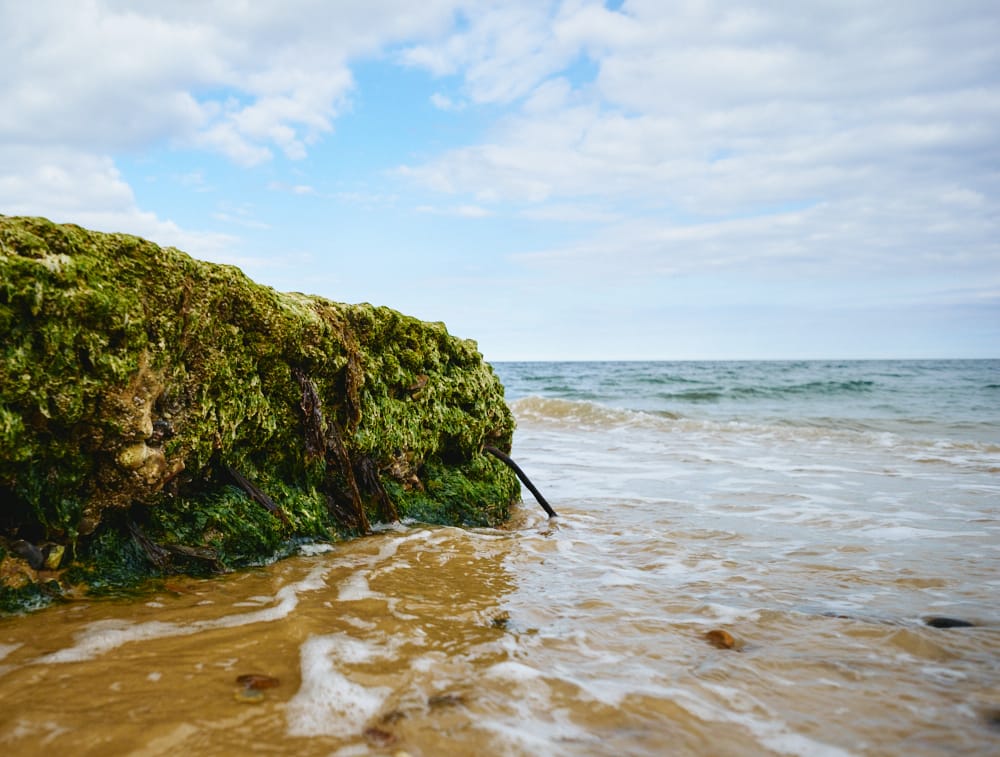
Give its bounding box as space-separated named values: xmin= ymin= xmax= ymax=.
xmin=285 ymin=633 xmax=390 ymax=738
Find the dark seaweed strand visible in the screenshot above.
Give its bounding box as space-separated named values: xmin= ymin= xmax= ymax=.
xmin=484 ymin=446 xmax=558 ymax=518
xmin=223 ymin=465 xmax=292 ymax=527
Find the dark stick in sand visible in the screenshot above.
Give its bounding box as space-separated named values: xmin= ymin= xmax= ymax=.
xmin=484 ymin=445 xmax=558 ymax=518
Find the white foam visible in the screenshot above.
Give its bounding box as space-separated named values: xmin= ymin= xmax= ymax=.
xmin=0 ymin=643 xmax=22 ymax=661
xmin=333 ymin=532 xmax=444 ymax=602
xmin=39 ymin=619 xmax=184 ymax=663
xmin=598 ymin=569 xmax=642 ymax=587
xmin=699 ymin=602 xmax=762 ymax=625
xmin=337 ymin=572 xmax=375 ymax=602
xmin=372 ymin=528 xmax=435 ymax=563
xmin=298 ymin=542 xmax=335 ymax=556
xmin=370 ymin=520 xmax=410 ymax=534
xmin=476 ymin=662 xmax=600 ymax=753
xmin=36 ymin=563 xmax=331 ymax=664
xmin=410 ymin=652 xmax=446 ymax=673
xmin=860 ymin=526 xmax=977 ymax=541
xmin=285 ymin=634 xmax=390 ymax=738
xmin=488 ymin=660 xmax=543 ymax=682
xmin=341 ymin=616 xmax=377 ymax=631
xmin=201 ymin=562 xmax=329 ymax=628
xmin=676 ymin=684 xmax=857 ymax=757
xmin=921 ymin=665 xmax=967 ymax=684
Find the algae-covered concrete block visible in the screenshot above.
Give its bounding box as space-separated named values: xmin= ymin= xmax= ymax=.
xmin=0 ymin=215 xmax=518 ymax=609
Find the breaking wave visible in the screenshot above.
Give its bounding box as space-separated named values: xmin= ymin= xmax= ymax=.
xmin=508 ymin=396 xmax=677 ymax=430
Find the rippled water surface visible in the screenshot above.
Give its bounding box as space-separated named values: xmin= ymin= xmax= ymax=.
xmin=1 ymin=361 xmax=998 ymax=755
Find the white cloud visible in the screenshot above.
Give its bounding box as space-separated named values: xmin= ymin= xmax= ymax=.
xmin=395 ymin=0 xmax=1000 ymax=300
xmin=510 ymin=187 xmax=1000 ymax=305
xmin=400 ymin=1 xmax=595 ymax=104
xmin=0 ymin=0 xmax=467 ymax=165
xmin=455 ymin=204 xmax=493 ymax=218
xmin=430 ymin=92 xmax=465 ymax=111
xmin=0 ymin=0 xmax=469 ymax=248
xmin=211 ymin=201 xmax=272 ymax=230
xmin=519 ymin=203 xmax=622 ymax=223
xmin=0 ymin=144 xmax=235 ymax=260
xmin=0 ymin=2 xmax=214 ymax=152
xmin=333 ymin=190 xmax=399 ymax=208
xmin=267 ymin=181 xmax=318 ymax=196
xmin=175 ymin=171 xmax=212 ymax=192
xmin=416 ymin=203 xmax=493 ymax=217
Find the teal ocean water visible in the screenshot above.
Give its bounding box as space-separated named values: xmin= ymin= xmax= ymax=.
xmin=495 ymin=359 xmax=1000 ymax=442
xmin=1 ymin=360 xmax=997 ymax=755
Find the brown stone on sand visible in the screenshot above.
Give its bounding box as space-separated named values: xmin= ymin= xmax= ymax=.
xmin=924 ymin=616 xmax=974 ymax=629
xmin=236 ymin=673 xmax=280 ymax=690
xmin=363 ymin=726 xmax=398 ymax=747
xmin=704 ymin=629 xmax=739 ymax=650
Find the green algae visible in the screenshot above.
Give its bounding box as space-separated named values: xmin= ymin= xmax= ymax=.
xmin=0 ymin=215 xmax=519 ymax=612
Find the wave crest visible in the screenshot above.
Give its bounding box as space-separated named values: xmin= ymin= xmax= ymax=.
xmin=509 ymin=396 xmax=677 ymax=430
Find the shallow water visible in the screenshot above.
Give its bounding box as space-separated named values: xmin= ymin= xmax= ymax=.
xmin=1 ymin=361 xmax=998 ymax=755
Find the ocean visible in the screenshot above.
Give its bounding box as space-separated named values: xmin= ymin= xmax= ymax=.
xmin=1 ymin=360 xmax=998 ymax=755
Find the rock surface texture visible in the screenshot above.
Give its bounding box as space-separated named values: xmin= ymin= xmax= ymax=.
xmin=0 ymin=216 xmax=518 ymax=610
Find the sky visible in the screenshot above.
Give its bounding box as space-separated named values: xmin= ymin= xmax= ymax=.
xmin=2 ymin=0 xmax=998 ymax=361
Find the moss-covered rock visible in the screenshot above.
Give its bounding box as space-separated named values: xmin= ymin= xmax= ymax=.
xmin=0 ymin=215 xmax=519 ymax=612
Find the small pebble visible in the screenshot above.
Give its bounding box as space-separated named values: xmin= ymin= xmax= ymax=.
xmin=428 ymin=692 xmax=465 ymax=708
xmin=380 ymin=710 xmax=407 ymax=725
xmin=925 ymin=616 xmax=974 ymax=629
xmin=983 ymin=709 xmax=1000 ymax=730
xmin=704 ymin=629 xmax=739 ymax=650
xmin=10 ymin=540 xmax=45 ymax=570
xmin=236 ymin=673 xmax=280 ymax=689
xmin=363 ymin=727 xmax=398 ymax=747
xmin=44 ymin=544 xmax=65 ymax=570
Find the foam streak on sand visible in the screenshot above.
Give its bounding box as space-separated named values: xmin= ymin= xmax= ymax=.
xmin=35 ymin=563 xmax=332 ymax=665
xmin=31 ymin=532 xmax=429 ymax=667
xmin=285 ymin=634 xmax=391 ymax=738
